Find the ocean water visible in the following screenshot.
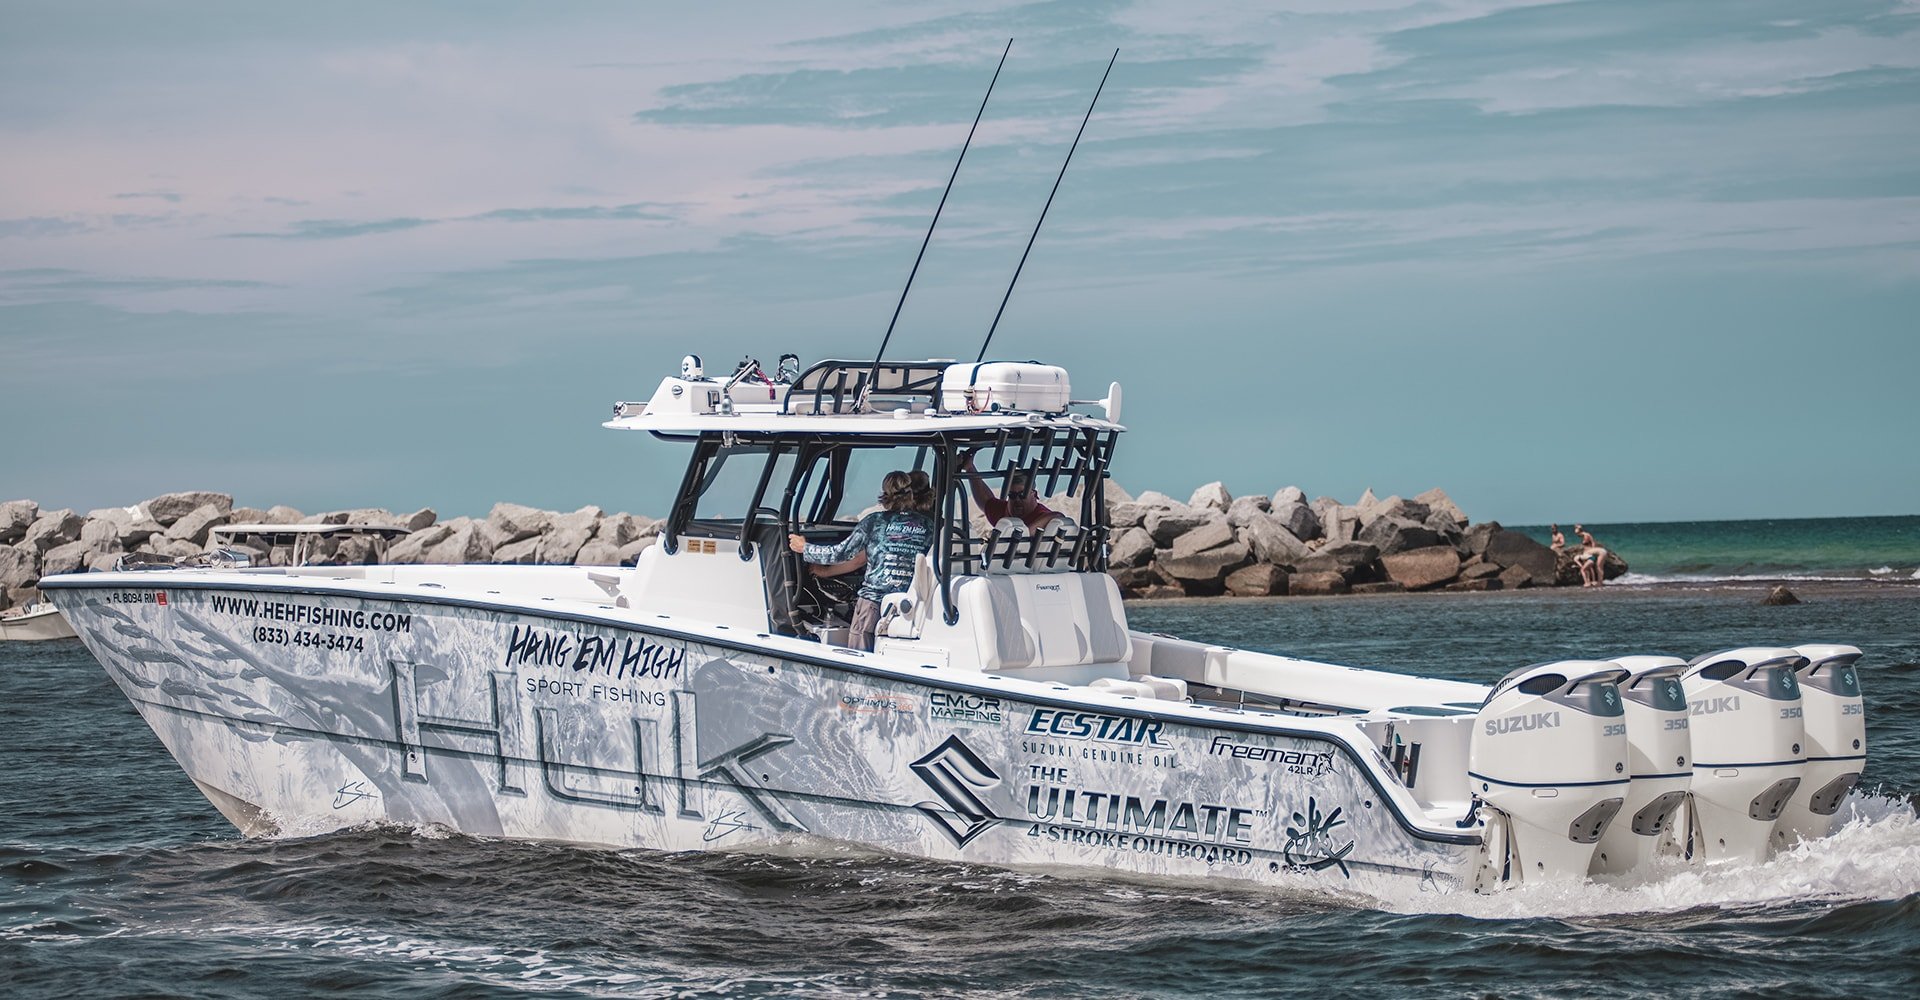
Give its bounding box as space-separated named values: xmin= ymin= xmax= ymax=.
xmin=1515 ymin=514 xmax=1920 ymax=582
xmin=5 ymin=528 xmax=1920 ymax=997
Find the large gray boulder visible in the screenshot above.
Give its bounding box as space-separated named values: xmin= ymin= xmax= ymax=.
xmin=1318 ymin=503 xmax=1361 ymax=544
xmin=303 ymin=511 xmax=351 ymax=525
xmin=1380 ymin=546 xmax=1461 ymax=591
xmin=492 ymin=536 xmax=541 ymax=564
xmin=142 ymin=491 xmax=233 ymax=527
xmin=1272 ymin=486 xmax=1306 ymax=507
xmin=1109 ymin=527 xmax=1155 ymax=568
xmin=1168 ymin=518 xmax=1235 ymax=558
xmin=0 ymin=545 xmax=36 ymax=591
xmin=1132 ymin=491 xmax=1182 ymax=510
xmin=165 ymin=504 xmax=231 ymax=546
xmin=1292 ymin=540 xmax=1380 ymax=581
xmin=404 ymin=507 xmax=438 ymax=532
xmin=1103 ymin=480 xmax=1134 ymax=507
xmin=1158 ymin=538 xmax=1250 ymax=589
xmin=263 ymin=505 xmax=306 ymax=525
xmin=1224 ymin=494 xmax=1272 ymax=527
xmin=340 ymin=508 xmax=403 ymax=527
xmin=1358 ymin=516 xmax=1443 ymax=556
xmin=1415 ymin=487 xmax=1467 ymax=527
xmin=1463 ymin=521 xmax=1501 ymax=557
xmin=85 ymin=505 xmax=162 ymax=546
xmin=1145 ymin=508 xmax=1215 ymax=547
xmin=21 ymin=509 xmax=83 ymax=553
xmin=1108 ymin=502 xmax=1151 ymax=531
xmin=1238 ymin=513 xmax=1311 ymax=568
xmin=1224 ymin=563 xmax=1288 ymax=597
xmin=1188 ymin=482 xmax=1232 ymax=512
xmin=1270 ymin=500 xmax=1321 ymax=541
xmin=226 ymin=507 xmax=268 ymax=527
xmin=0 ymin=500 xmax=39 ymax=544
xmin=574 ymin=540 xmax=623 ymax=566
xmin=1484 ymin=528 xmax=1558 ymax=585
xmin=1369 ymin=496 xmax=1430 ymax=527
xmin=79 ymin=517 xmax=123 ymax=553
xmin=1290 ymin=571 xmax=1349 ymax=596
xmin=537 ymin=506 xmax=602 ymax=564
xmin=41 ymin=540 xmax=90 ymax=577
xmin=425 ymin=519 xmax=494 ymax=564
xmin=488 ymin=502 xmax=551 ymax=543
xmin=594 ymin=513 xmax=643 ymax=547
xmin=385 ymin=523 xmax=453 ymax=564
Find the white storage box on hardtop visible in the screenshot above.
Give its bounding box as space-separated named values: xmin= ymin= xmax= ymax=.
xmin=941 ymin=362 xmax=1071 ymax=414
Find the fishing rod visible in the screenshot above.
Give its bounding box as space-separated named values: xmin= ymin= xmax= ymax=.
xmin=975 ymin=48 xmax=1118 ymax=364
xmin=862 ymin=38 xmax=1013 ymax=409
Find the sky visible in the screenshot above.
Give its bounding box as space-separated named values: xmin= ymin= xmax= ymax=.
xmin=2 ymin=0 xmax=1916 ymax=525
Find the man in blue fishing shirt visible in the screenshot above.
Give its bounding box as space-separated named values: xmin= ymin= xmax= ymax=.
xmin=788 ymin=470 xmax=936 ymax=650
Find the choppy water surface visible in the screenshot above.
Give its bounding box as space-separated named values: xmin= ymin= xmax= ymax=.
xmin=5 ymin=583 xmax=1919 ymax=998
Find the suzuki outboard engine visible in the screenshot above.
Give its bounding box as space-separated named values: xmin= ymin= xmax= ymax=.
xmin=1592 ymin=656 xmax=1692 ymax=876
xmin=1470 ymin=661 xmax=1630 ymax=884
xmin=1777 ymin=644 xmax=1867 ymax=842
xmin=1681 ymin=647 xmax=1808 ymax=863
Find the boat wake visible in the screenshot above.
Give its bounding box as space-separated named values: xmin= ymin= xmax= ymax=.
xmin=1365 ymin=792 xmax=1920 ymax=920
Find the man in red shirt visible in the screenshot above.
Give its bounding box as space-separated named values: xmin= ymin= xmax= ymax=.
xmin=959 ymin=450 xmax=1061 ymax=529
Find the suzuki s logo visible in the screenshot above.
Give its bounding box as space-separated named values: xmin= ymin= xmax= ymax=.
xmin=911 ymin=736 xmax=1001 ymax=848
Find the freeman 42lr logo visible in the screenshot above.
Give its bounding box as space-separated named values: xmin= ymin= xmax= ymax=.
xmin=911 ymin=736 xmax=1002 ymax=848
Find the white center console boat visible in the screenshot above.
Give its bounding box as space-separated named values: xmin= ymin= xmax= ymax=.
xmin=41 ymin=356 xmax=1871 ymax=892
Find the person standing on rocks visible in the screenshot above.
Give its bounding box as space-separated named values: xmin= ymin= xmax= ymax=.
xmin=1550 ymin=524 xmax=1566 ymax=552
xmin=959 ymin=450 xmax=1060 ymax=530
xmin=788 ymin=470 xmax=936 ymax=651
xmin=1574 ymin=524 xmax=1608 ymax=587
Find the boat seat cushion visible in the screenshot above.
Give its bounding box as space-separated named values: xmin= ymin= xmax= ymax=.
xmin=949 ymin=572 xmax=1129 ymax=671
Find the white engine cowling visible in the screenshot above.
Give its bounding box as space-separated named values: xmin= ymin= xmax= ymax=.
xmin=1777 ymin=644 xmax=1867 ymax=843
xmin=1682 ymin=647 xmax=1808 ymax=863
xmin=1470 ymin=661 xmax=1631 ymax=883
xmin=1592 ymin=655 xmax=1693 ymax=875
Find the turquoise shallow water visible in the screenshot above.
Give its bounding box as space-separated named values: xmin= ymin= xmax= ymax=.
xmin=1515 ymin=514 xmax=1920 ymax=581
xmin=4 ymin=579 xmax=1919 ymax=998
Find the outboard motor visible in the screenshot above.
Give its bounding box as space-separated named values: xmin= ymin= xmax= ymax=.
xmin=1777 ymin=644 xmax=1867 ymax=843
xmin=1681 ymin=647 xmax=1808 ymax=863
xmin=1591 ymin=656 xmax=1692 ymax=876
xmin=1470 ymin=661 xmax=1630 ymax=884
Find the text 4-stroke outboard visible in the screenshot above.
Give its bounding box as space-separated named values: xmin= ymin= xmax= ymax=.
xmin=1778 ymin=644 xmax=1867 ymax=843
xmin=1681 ymin=647 xmax=1807 ymax=863
xmin=1591 ymin=656 xmax=1692 ymax=875
xmin=1469 ymin=661 xmax=1630 ymax=885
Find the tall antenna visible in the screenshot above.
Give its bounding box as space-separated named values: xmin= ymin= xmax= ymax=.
xmin=863 ymin=38 xmax=1013 ymax=403
xmin=976 ymin=49 xmax=1117 ymax=364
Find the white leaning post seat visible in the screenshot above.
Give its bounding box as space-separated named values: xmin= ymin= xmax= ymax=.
xmin=948 ymin=572 xmax=1131 ymax=677
xmin=878 ymin=554 xmax=935 ymax=639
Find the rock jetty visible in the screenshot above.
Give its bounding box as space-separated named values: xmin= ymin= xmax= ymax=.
xmin=0 ymin=485 xmax=1623 ymax=612
xmin=0 ymin=493 xmax=660 ymax=613
xmin=1102 ymin=482 xmax=1626 ymax=598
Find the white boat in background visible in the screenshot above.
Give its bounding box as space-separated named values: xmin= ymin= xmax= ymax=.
xmin=203 ymin=522 xmax=413 ymax=568
xmin=39 ymin=355 xmax=1872 ymax=893
xmin=0 ymin=602 xmax=79 ymax=642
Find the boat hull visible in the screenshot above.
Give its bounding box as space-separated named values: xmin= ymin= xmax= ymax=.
xmin=50 ymin=578 xmax=1474 ymax=891
xmin=0 ymin=605 xmax=79 ymax=642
